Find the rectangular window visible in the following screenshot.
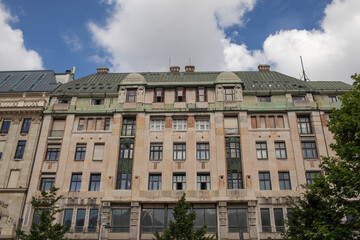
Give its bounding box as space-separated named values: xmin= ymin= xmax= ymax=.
xmin=96 ymin=118 xmax=102 ymax=130
xmin=112 ymin=209 xmax=130 ymax=232
xmin=0 ymin=140 xmax=5 ymax=159
xmin=121 ymin=118 xmax=136 ymax=136
xmin=39 ymin=177 xmax=55 ymax=191
xmin=175 ymin=87 xmax=186 ymax=102
xmin=75 ymin=144 xmax=86 ymax=161
xmin=89 ymin=173 xmax=101 ymax=191
xmin=275 ymin=141 xmax=287 ymax=159
xmin=194 ymin=208 xmax=216 ymax=233
xmin=51 ymin=119 xmax=65 ymax=137
xmin=150 ymin=119 xmax=165 ymax=131
xmin=117 ymin=173 xmax=132 ymax=190
xmin=14 ymin=140 xmax=26 ymax=159
xmin=260 ymin=116 xmax=266 ymax=128
xmin=260 ymin=208 xmax=271 ymax=232
xmin=91 ymin=99 xmax=104 ymax=105
xmin=150 ymin=143 xmax=163 ymax=160
xmin=77 ymin=118 xmax=84 ymax=131
xmin=45 ymin=145 xmax=61 ymax=161
xmin=297 ymin=115 xmax=313 ymax=134
xmin=228 ymin=208 xmax=247 ymax=232
xmin=88 ymin=209 xmax=98 ymax=232
xmin=70 ymin=173 xmax=82 ymax=191
xmin=259 ymin=172 xmax=271 ymax=190
xmin=63 ymin=209 xmax=73 ymax=228
xmin=301 ymin=141 xmax=318 ymax=159
xmin=126 ymin=89 xmax=137 ymax=102
xmin=257 ymin=96 xmax=271 ymax=102
xmin=256 ymin=142 xmax=268 ymax=159
xmin=196 ymin=143 xmax=209 ymax=160
xmin=93 ymin=143 xmax=105 ymax=161
xmin=154 ymin=88 xmax=164 ymax=102
xmin=195 ymin=119 xmax=210 ymax=130
xmin=75 ymin=209 xmax=86 ymax=232
xmin=0 ymin=120 xmax=11 ymax=134
xmin=87 ymin=118 xmax=94 ymax=131
xmin=197 ymin=87 xmax=207 ymax=102
xmin=224 ymin=88 xmax=235 ymax=102
xmin=227 ymin=172 xmax=242 ymax=189
xmin=173 ymin=143 xmax=186 ymax=160
xmin=329 ymin=95 xmax=338 ymax=103
xmin=141 ymin=208 xmax=165 ymax=233
xmin=197 ymin=173 xmax=210 ymax=190
xmin=292 ymin=96 xmax=306 ymax=101
xmin=305 ymin=171 xmax=320 ymax=185
xmin=20 ymin=119 xmax=31 ymax=134
xmin=278 ymin=172 xmax=292 ymax=190
xmin=226 ymin=142 xmax=240 ymax=158
xmin=104 ymin=118 xmax=111 ymax=130
xmin=148 ymin=174 xmax=162 ymax=190
xmin=274 ymin=208 xmax=284 ymax=232
xmin=172 ymin=119 xmax=187 ymax=130
xmin=172 ymin=173 xmax=186 ymax=190
xmin=116 ymin=141 xmax=133 ymax=190
xmin=269 ymin=116 xmax=275 ymax=128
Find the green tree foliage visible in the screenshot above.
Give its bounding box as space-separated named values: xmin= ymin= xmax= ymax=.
xmin=16 ymin=187 xmax=69 ymax=240
xmin=154 ymin=194 xmax=216 ymax=240
xmin=283 ymin=74 xmax=360 ymax=240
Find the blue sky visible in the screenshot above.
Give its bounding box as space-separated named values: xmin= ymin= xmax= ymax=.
xmin=0 ymin=0 xmax=359 ymax=83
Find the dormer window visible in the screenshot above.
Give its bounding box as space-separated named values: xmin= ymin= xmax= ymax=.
xmin=154 ymin=88 xmax=164 ymax=102
xmin=257 ymin=96 xmax=271 ymax=103
xmin=197 ymin=87 xmax=207 ymax=102
xmin=292 ymin=96 xmax=306 ymax=101
xmin=126 ymin=89 xmax=137 ymax=102
xmin=224 ymin=88 xmax=235 ymax=102
xmin=58 ymin=98 xmax=71 ymax=104
xmin=175 ymin=87 xmax=186 ymax=102
xmin=91 ymin=99 xmax=104 ymax=105
xmin=329 ymin=95 xmax=338 ymax=103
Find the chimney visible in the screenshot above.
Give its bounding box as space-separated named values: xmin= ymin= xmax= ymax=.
xmin=185 ymin=65 xmax=195 ymax=72
xmin=170 ymin=66 xmax=180 ymax=72
xmin=97 ymin=67 xmax=109 ymax=74
xmin=258 ymin=64 xmax=270 ymax=71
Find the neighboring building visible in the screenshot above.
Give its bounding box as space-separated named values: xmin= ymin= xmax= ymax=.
xmin=0 ymin=69 xmax=74 ymax=239
xmin=21 ymin=66 xmax=351 ymax=240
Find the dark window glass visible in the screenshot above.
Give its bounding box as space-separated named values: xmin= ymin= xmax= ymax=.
xmin=20 ymin=119 xmax=31 ymax=134
xmin=70 ymin=173 xmax=82 ymax=191
xmin=292 ymin=96 xmax=306 ymax=101
xmin=194 ymin=208 xmax=216 ymax=233
xmin=32 ymin=210 xmax=40 ymax=225
xmin=126 ymin=89 xmax=137 ymax=102
xmin=88 ymin=209 xmax=98 ymax=232
xmin=275 ymin=141 xmax=287 ymax=159
xmin=196 ymin=143 xmax=209 ymax=160
xmin=104 ymin=118 xmax=111 ymax=130
xmin=226 ymin=142 xmax=240 ymax=158
xmin=172 ymin=173 xmax=186 ymax=190
xmin=148 ymin=174 xmax=162 ymax=190
xmin=45 ymin=146 xmax=60 ymax=160
xmin=228 ymin=208 xmax=247 ymax=232
xmin=154 ymin=88 xmax=164 ymax=102
xmin=116 ymin=142 xmax=134 ymax=190
xmin=274 ymin=208 xmax=284 ymax=232
xmin=297 ymin=116 xmax=313 ymax=134
xmin=305 ymin=171 xmax=320 ymax=185
xmin=150 ymin=143 xmax=163 ymax=160
xmin=259 ymin=172 xmax=271 ymax=190
xmin=14 ymin=141 xmax=26 ymax=159
xmin=175 ymin=87 xmax=186 ymax=102
xmin=75 ymin=144 xmax=86 ymax=161
xmin=257 ymin=96 xmax=271 ymax=102
xmin=39 ymin=178 xmax=55 ymax=191
xmin=75 ymin=209 xmax=86 ymax=232
xmin=121 ymin=118 xmax=136 ymax=136
xmin=279 ymin=172 xmax=291 ymax=190
xmin=141 ymin=208 xmax=165 ymax=233
xmin=173 ymin=143 xmax=186 ymax=160
xmin=1 ymin=120 xmax=11 ymax=134
xmin=197 ymin=173 xmax=210 ymax=190
xmin=91 ymin=99 xmax=104 ymax=105
xmin=329 ymin=96 xmax=338 ymax=103
xmin=112 ymin=209 xmax=130 ymax=232
xmin=256 ymin=142 xmax=268 ymax=159
xmin=301 ymin=141 xmax=318 ymax=158
xmin=197 ymin=87 xmax=207 ymax=102
xmin=116 ymin=173 xmax=132 ymax=190
xmin=224 ymin=88 xmax=235 ymax=101
xmin=89 ymin=174 xmax=101 ymax=191
xmin=260 ymin=208 xmax=271 ymax=232
xmin=77 ymin=118 xmax=84 ymax=131
xmin=63 ymin=209 xmax=73 ymax=229
xmin=228 ymin=171 xmax=242 ymax=189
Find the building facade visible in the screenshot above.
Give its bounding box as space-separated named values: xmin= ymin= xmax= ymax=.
xmin=21 ymin=66 xmax=351 ymax=240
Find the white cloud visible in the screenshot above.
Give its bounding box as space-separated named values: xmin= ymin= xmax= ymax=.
xmin=0 ymin=1 xmax=43 ymax=70
xmin=62 ymin=30 xmax=83 ymax=52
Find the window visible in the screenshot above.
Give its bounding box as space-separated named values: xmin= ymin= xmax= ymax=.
xmin=75 ymin=144 xmax=86 ymax=161
xmin=292 ymin=96 xmax=306 ymax=101
xmin=0 ymin=140 xmax=4 ymax=159
xmin=104 ymin=118 xmax=111 ymax=130
xmin=305 ymin=171 xmax=320 ymax=185
xmin=301 ymin=141 xmax=318 ymax=159
xmin=173 ymin=143 xmax=186 ymax=160
xmin=175 ymin=87 xmax=186 ymax=102
xmin=122 ymin=117 xmax=136 ymax=136
xmin=260 ymin=208 xmax=271 ymax=232
xmin=194 ymin=208 xmax=216 ymax=232
xmin=93 ymin=143 xmax=105 ymax=161
xmin=224 ymin=88 xmax=235 ymax=101
xmin=150 ymin=119 xmax=165 ymax=130
xmin=89 ymin=174 xmax=101 ymax=191
xmin=172 ymin=119 xmax=187 ymax=130
xmin=196 ymin=143 xmax=209 ymax=160
xmin=278 ymin=172 xmax=291 ymax=190
xmin=274 ymin=208 xmax=284 ymax=232
xmin=39 ymin=177 xmax=55 ymax=191
xmin=0 ymin=120 xmax=11 ymax=134
xmin=77 ymin=118 xmax=84 ymax=131
xmin=75 ymin=209 xmax=86 ymax=232
xmin=257 ymin=96 xmax=271 ymax=102
xmin=228 ymin=208 xmax=247 ymax=232
xmin=275 ymin=141 xmax=287 ymax=159
xmin=95 ymin=118 xmax=102 ymax=130
xmin=269 ymin=116 xmax=275 ymax=128
xmin=148 ymin=174 xmax=162 ymax=190
xmin=154 ymin=88 xmax=164 ymax=102
xmin=14 ymin=140 xmax=26 ymax=159
xmin=70 ymin=173 xmax=82 ymax=191
xmin=195 ymin=119 xmax=210 ymax=130
xmin=88 ymin=209 xmax=98 ymax=232
xmin=87 ymin=118 xmax=94 ymax=131
xmin=150 ymin=143 xmax=163 ymax=160
xmin=197 ymin=87 xmax=207 ymax=102
xmin=297 ymin=115 xmax=312 ymax=134
xmin=226 ymin=142 xmax=240 ymax=158
xmin=58 ymin=98 xmax=70 ymax=104
xmin=197 ymin=173 xmax=210 ymax=190
xmin=20 ymin=119 xmax=31 ymax=134
xmin=112 ymin=209 xmax=130 ymax=232
xmin=45 ymin=145 xmax=60 ymax=160
xmin=173 ymin=173 xmax=186 ymax=190
xmin=51 ymin=119 xmax=65 ymax=137
xmin=259 ymin=172 xmax=271 ymax=190
xmin=117 ymin=173 xmax=132 ymax=190
xmin=260 ymin=116 xmax=266 ymax=128
xmin=116 ymin=142 xmax=134 ymax=190
xmin=141 ymin=208 xmax=165 ymax=233
xmin=228 ymin=172 xmax=242 ymax=189
xmin=91 ymin=99 xmax=104 ymax=105
xmin=329 ymin=95 xmax=338 ymax=103
xmin=256 ymin=142 xmax=268 ymax=159
xmin=126 ymin=89 xmax=137 ymax=102
xmin=63 ymin=209 xmax=73 ymax=228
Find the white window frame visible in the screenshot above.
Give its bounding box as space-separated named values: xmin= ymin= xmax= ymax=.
xmin=173 ymin=119 xmax=187 ymax=131
xmin=150 ymin=119 xmax=165 ymax=131
xmin=195 ymin=119 xmax=210 ymax=130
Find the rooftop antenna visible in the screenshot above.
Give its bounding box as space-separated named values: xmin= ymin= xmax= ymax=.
xmin=300 ymin=56 xmax=310 ymax=81
xmin=169 ymin=57 xmax=171 ymax=69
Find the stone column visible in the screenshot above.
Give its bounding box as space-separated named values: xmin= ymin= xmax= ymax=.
xmin=218 ymin=201 xmax=227 ymax=240
xmin=130 ymin=202 xmax=140 ymax=240
xmin=248 ymin=200 xmax=258 ymax=240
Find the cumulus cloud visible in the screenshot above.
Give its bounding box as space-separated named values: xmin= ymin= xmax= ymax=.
xmin=62 ymin=30 xmax=83 ymax=52
xmin=0 ymin=1 xmax=43 ymax=70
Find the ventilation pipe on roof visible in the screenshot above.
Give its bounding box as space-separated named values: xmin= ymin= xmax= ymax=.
xmin=170 ymin=66 xmax=180 ymax=72
xmin=258 ymin=64 xmax=270 ymax=71
xmin=185 ymin=65 xmax=195 ymax=72
xmin=97 ymin=67 xmax=109 ymax=74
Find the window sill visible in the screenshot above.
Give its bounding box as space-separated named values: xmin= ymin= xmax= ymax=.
xmin=0 ymin=133 xmax=8 ymax=136
xmin=20 ymin=132 xmax=28 ymax=136
xmin=173 ymin=159 xmax=186 ymax=162
xmin=257 ymin=158 xmax=268 ymax=160
xmin=13 ymin=158 xmax=23 ymax=161
xmin=92 ymin=159 xmax=103 ymax=161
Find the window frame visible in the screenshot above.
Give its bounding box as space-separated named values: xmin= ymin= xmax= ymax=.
xmin=260 ymin=208 xmax=271 ymax=232
xmin=89 ymin=173 xmax=101 ymax=191
xmin=70 ymin=173 xmax=82 ymax=192
xmin=39 ymin=177 xmax=55 ymax=191
xmin=14 ymin=140 xmax=26 ymax=159
xmin=88 ymin=209 xmax=99 ymax=232
xmin=301 ymin=141 xmax=318 ymax=159
xmin=195 ymin=119 xmax=210 ymax=130
xmin=228 ymin=208 xmax=248 ymax=233
xmin=297 ymin=115 xmax=313 ymax=134
xmin=121 ymin=117 xmax=136 ymax=136
xmin=196 ymin=87 xmax=207 ymax=102
xmin=148 ymin=174 xmax=162 ymax=190
xmin=75 ymin=143 xmax=86 ymax=161
xmin=126 ymin=89 xmax=137 ymax=102
xmin=150 ymin=143 xmax=163 ymax=161
xmin=197 ymin=173 xmax=211 ymax=190
xmin=259 ymin=172 xmax=272 ymax=190
xmin=256 ymin=142 xmax=268 ymax=160
xmin=75 ymin=209 xmax=86 ymax=232
xmin=328 ymin=95 xmax=338 ymax=103
xmin=224 ymin=87 xmax=235 ymax=102
xmin=173 ymin=143 xmax=186 ymax=160
xmin=305 ymin=171 xmax=320 ymax=185
xmin=154 ymin=88 xmax=164 ymax=103
xmin=278 ymin=171 xmax=292 ymax=190
xmin=196 ymin=143 xmax=210 ymax=160
xmin=226 ymin=142 xmax=241 ymax=159
xmin=0 ymin=120 xmax=11 ymax=134
xmin=45 ymin=145 xmax=61 ymax=161
xmin=150 ymin=119 xmax=165 ymax=131
xmin=77 ymin=118 xmax=84 ymax=131
xmin=292 ymin=96 xmax=306 ymax=101
xmin=175 ymin=87 xmax=186 ymax=102
xmin=274 ymin=208 xmax=285 ymax=232
xmin=20 ymin=118 xmax=31 ymax=134
xmin=257 ymin=96 xmax=272 ymax=103
xmin=227 ymin=171 xmax=243 ymax=189
xmin=172 ymin=173 xmax=186 ymax=190
xmin=111 ymin=208 xmax=131 ymax=232
xmin=172 ymin=119 xmax=187 ymax=131
xmin=275 ymin=141 xmax=287 ymax=159
xmin=90 ymin=99 xmax=104 ymax=106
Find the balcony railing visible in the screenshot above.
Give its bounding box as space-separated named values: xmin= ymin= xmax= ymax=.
xmin=50 ymin=130 xmax=64 ymax=138
xmin=224 ymin=128 xmax=239 ymax=135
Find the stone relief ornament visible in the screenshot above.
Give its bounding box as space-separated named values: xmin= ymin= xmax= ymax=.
xmin=137 ymin=86 xmax=145 ymax=96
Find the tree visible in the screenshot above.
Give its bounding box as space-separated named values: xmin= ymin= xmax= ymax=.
xmin=154 ymin=194 xmax=216 ymax=240
xmin=283 ymin=74 xmax=360 ymax=240
xmin=16 ymin=187 xmax=69 ymax=240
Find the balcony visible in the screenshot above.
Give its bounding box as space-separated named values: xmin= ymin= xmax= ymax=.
xmin=224 ymin=128 xmax=239 ymax=135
